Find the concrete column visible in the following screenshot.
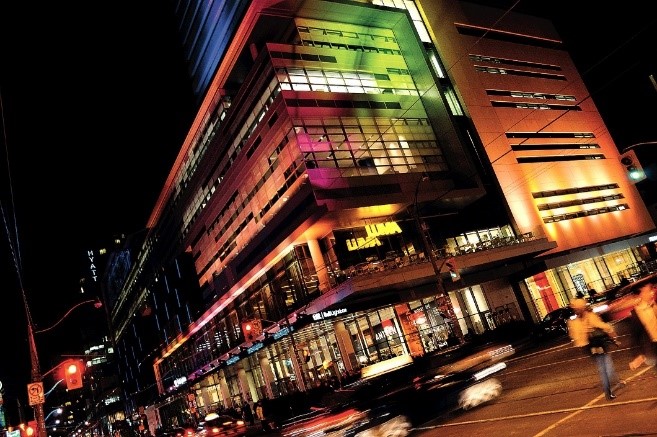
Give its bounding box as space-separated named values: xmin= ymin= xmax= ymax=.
xmin=237 ymin=364 xmax=251 ymax=403
xmin=259 ymin=355 xmax=275 ymax=399
xmin=218 ymin=370 xmax=232 ymax=409
xmin=308 ymin=239 xmax=331 ymax=293
xmin=289 ymin=348 xmax=308 ymax=392
xmin=334 ymin=321 xmax=357 ymax=374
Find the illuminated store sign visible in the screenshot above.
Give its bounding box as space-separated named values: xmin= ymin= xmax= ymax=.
xmin=226 ymin=356 xmax=240 ymax=366
xmin=173 ymin=376 xmax=187 ymax=388
xmin=346 ymin=222 xmax=402 ymax=251
xmin=247 ymin=343 xmax=264 ymax=354
xmin=311 ymin=308 xmax=348 ymax=321
xmin=273 ymin=326 xmax=293 ymax=340
xmin=87 ymin=249 xmax=98 ymax=282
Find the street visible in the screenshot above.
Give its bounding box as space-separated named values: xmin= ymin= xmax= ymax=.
xmin=414 ymin=319 xmax=657 ymax=436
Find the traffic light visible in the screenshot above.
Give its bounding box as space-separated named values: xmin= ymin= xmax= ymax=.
xmin=241 ymin=319 xmax=262 ymax=343
xmin=620 ymin=150 xmax=646 ymax=183
xmin=64 ymin=360 xmax=84 ymax=390
xmin=19 ymin=421 xmax=36 ymax=437
xmin=27 ymin=421 xmax=36 ymax=437
xmin=19 ymin=421 xmax=37 ymax=437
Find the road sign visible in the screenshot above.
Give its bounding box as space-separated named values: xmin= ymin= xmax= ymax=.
xmin=27 ymin=381 xmax=45 ymax=406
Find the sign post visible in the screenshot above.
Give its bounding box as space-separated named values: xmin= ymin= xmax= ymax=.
xmin=27 ymin=382 xmax=45 ymax=407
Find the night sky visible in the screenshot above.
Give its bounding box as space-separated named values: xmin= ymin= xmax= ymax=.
xmin=1 ymin=0 xmax=656 ymax=426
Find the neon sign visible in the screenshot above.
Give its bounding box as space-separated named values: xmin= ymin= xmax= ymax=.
xmin=346 ymin=222 xmax=402 ymax=251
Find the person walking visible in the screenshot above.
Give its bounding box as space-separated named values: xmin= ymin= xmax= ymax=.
xmin=254 ymin=401 xmax=264 ymax=421
xmin=567 ymin=298 xmax=621 ymax=400
xmin=242 ymin=401 xmax=255 ymax=426
xmin=628 ymin=281 xmax=657 ymax=369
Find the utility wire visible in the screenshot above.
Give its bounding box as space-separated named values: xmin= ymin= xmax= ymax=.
xmin=0 ymin=86 xmax=33 ymax=327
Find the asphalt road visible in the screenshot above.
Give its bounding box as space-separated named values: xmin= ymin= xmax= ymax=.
xmin=414 ymin=318 xmax=657 ymax=436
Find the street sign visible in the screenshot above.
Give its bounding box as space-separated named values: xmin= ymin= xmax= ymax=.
xmin=27 ymin=381 xmax=45 ymax=406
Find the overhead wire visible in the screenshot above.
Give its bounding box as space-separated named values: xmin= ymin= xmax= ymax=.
xmin=0 ymin=86 xmax=34 ymax=327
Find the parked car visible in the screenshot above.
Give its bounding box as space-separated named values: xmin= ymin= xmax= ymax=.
xmin=531 ymin=307 xmax=574 ymax=341
xmin=196 ymin=412 xmax=246 ymax=437
xmin=278 ymin=343 xmax=513 ymax=436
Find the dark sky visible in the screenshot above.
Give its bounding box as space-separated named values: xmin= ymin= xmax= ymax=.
xmin=0 ymin=0 xmax=656 ymax=426
xmin=0 ymin=0 xmax=196 ymax=424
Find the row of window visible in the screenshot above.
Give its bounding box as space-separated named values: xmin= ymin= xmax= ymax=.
xmin=542 ymin=204 xmax=629 ymax=223
xmin=475 ymin=65 xmax=567 ymax=81
xmin=470 ymin=54 xmax=561 ymax=71
xmin=486 ymin=89 xmax=575 ymax=100
xmin=537 ymin=193 xmax=625 ymax=211
xmin=491 ymin=100 xmax=580 ymax=111
xmin=511 ymin=143 xmax=600 ymax=151
xmin=533 ymin=183 xmax=620 ymax=199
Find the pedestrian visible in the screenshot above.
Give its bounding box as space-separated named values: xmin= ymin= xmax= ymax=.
xmin=628 ymin=281 xmax=657 ymax=370
xmin=255 ymin=401 xmax=264 ymax=421
xmin=567 ymin=298 xmax=621 ymax=400
xmin=242 ymin=401 xmax=255 ymax=425
xmin=587 ymin=284 xmax=598 ymax=300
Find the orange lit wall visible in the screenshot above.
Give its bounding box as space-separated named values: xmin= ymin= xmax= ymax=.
xmin=419 ymin=0 xmax=654 ymax=255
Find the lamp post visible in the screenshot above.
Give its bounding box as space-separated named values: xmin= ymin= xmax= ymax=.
xmin=23 ymin=297 xmax=101 ymax=437
xmin=621 ymin=141 xmax=657 ymax=153
xmin=412 ymin=175 xmax=464 ymax=344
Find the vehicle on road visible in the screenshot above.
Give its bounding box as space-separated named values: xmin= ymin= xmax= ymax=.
xmin=155 ymin=426 xmax=195 ymax=437
xmin=531 ymin=307 xmax=573 ymax=341
xmin=597 ymin=272 xmax=657 ymax=321
xmin=196 ymin=412 xmax=246 ymax=437
xmin=278 ymin=343 xmax=513 ymax=436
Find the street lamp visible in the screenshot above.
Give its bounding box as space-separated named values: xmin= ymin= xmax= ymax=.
xmin=412 ymin=175 xmax=464 ymax=344
xmin=23 ymin=297 xmax=101 ymax=437
xmin=621 ymin=141 xmax=657 ymax=153
xmin=44 ymin=408 xmax=63 ymax=422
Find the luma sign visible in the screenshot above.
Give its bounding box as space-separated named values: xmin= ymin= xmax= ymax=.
xmin=346 ymin=222 xmax=402 ymax=251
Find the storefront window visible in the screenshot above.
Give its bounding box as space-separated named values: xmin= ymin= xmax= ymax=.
xmin=459 ymin=285 xmax=490 ymax=335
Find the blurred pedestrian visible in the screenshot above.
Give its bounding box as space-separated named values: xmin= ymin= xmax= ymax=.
xmin=242 ymin=401 xmax=255 ymax=425
xmin=567 ymin=298 xmax=621 ymax=400
xmin=254 ymin=401 xmax=264 ymax=421
xmin=628 ymin=281 xmax=657 ymax=370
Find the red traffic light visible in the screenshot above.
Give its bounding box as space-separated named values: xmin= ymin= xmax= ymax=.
xmin=241 ymin=319 xmax=262 ymax=343
xmin=19 ymin=421 xmax=37 ymax=437
xmin=64 ymin=359 xmax=84 ymax=390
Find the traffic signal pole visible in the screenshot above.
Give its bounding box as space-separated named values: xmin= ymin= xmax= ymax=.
xmin=413 ymin=176 xmax=464 ymax=344
xmin=23 ymin=297 xmax=100 ymax=437
xmin=27 ymin=323 xmax=46 ymax=437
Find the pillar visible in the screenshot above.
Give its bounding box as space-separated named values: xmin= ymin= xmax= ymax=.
xmin=218 ymin=370 xmax=232 ymax=409
xmin=308 ymin=239 xmax=331 ymax=293
xmin=237 ymin=364 xmax=251 ymax=403
xmin=333 ymin=321 xmax=357 ymax=374
xmin=259 ymin=355 xmax=275 ymax=399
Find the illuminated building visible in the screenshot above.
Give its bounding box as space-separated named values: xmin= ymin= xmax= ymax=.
xmin=103 ymin=0 xmax=655 ymax=424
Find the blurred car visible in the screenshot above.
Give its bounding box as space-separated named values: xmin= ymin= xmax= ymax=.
xmin=174 ymin=427 xmax=195 ymax=437
xmin=196 ymin=412 xmax=246 ymax=437
xmin=597 ymin=272 xmax=657 ymax=321
xmin=155 ymin=426 xmax=195 ymax=437
xmin=531 ymin=307 xmax=573 ymax=341
xmin=279 ymin=343 xmax=513 ymax=437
